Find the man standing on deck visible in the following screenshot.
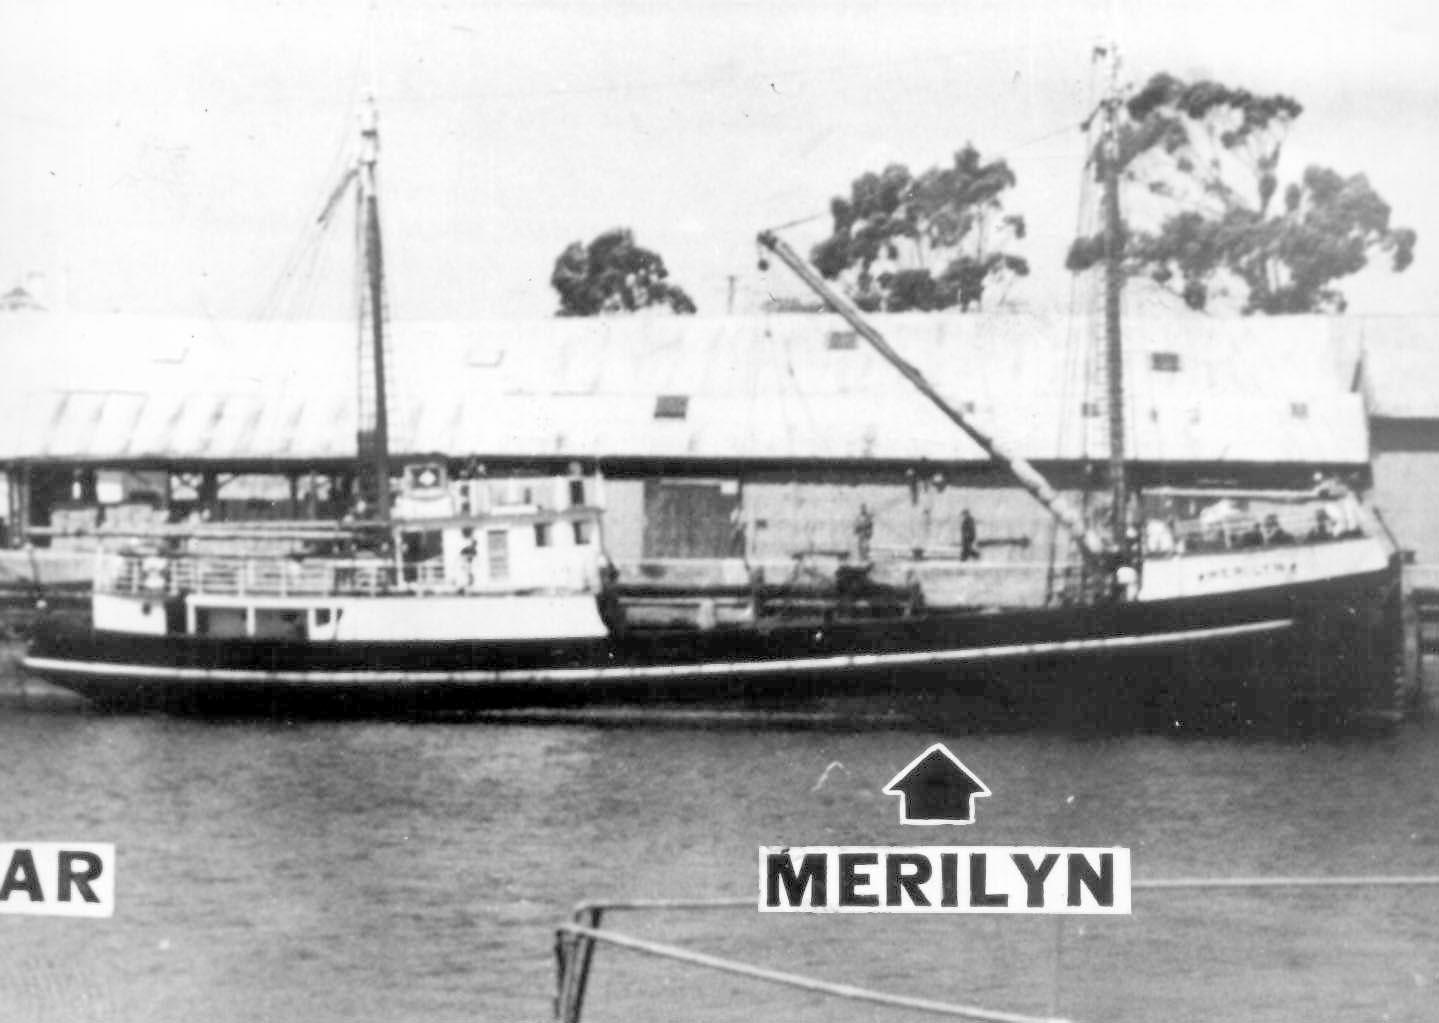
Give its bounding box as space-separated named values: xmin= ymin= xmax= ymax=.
xmin=459 ymin=527 xmax=478 ymax=590
xmin=960 ymin=509 xmax=979 ymax=561
xmin=853 ymin=504 xmax=874 ymax=562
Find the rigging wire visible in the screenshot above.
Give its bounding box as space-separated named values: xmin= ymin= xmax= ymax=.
xmin=1054 ymin=51 xmax=1107 ymax=573
xmin=253 ymin=25 xmax=369 ymax=322
xmin=1057 ymin=58 xmax=1103 ymax=462
xmin=756 ymin=113 xmax=1088 ymax=244
xmin=253 ymin=100 xmax=362 ymax=321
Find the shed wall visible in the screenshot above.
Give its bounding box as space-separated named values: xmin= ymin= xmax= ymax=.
xmin=1371 ymin=419 xmax=1439 ymax=565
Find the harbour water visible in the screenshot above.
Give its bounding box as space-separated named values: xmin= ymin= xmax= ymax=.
xmin=1 ymin=697 xmax=1437 ymax=1023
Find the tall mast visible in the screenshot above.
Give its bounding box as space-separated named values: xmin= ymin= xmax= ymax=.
xmin=357 ymin=97 xmax=392 ymax=524
xmin=1099 ymin=46 xmax=1127 ymax=553
xmin=756 ymin=231 xmax=1109 ymax=564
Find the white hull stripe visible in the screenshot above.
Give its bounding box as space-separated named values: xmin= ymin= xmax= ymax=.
xmin=23 ymin=618 xmax=1294 ymax=689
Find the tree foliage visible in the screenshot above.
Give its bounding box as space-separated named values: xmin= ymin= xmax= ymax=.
xmin=1067 ymin=72 xmax=1416 ymax=314
xmin=551 ymin=228 xmax=696 ymax=316
xmin=811 ymin=144 xmax=1029 ymax=313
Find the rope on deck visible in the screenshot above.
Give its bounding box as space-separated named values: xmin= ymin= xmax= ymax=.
xmin=556 ymin=922 xmax=1071 ymax=1023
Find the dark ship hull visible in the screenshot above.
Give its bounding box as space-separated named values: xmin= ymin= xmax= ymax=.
xmin=22 ymin=558 xmax=1402 ymax=727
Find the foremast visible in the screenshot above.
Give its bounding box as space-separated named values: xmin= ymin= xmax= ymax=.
xmin=356 ymin=97 xmax=393 ymax=524
xmin=755 ymin=230 xmax=1110 ymax=565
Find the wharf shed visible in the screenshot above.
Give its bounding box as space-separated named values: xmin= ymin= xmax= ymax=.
xmin=0 ymin=310 xmax=1374 ymax=567
xmin=1348 ymin=317 xmax=1439 ymax=568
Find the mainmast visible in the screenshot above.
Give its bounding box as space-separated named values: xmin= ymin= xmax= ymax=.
xmin=756 ymin=231 xmax=1109 ymax=564
xmin=1098 ymin=46 xmax=1128 ymax=555
xmin=357 ymin=97 xmax=393 ymax=524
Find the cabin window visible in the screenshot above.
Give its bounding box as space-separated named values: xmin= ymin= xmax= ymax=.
xmin=1150 ymin=351 xmax=1182 ymax=372
xmin=401 ymin=529 xmax=444 ymax=583
xmin=401 ymin=530 xmax=444 ymax=561
xmin=1081 ymin=401 xmax=1102 ymax=418
xmin=568 ymin=479 xmax=586 ymax=507
xmin=654 ymin=395 xmax=689 ymax=420
xmin=573 ymin=520 xmax=593 ymax=546
xmin=195 ymin=606 xmax=247 ymax=638
xmin=826 ymin=330 xmax=857 ymax=350
xmin=534 ymin=522 xmax=552 ymax=548
xmin=254 ymin=608 xmax=307 ymax=640
xmin=1290 ymin=402 xmax=1309 ymax=419
xmin=486 ymin=530 xmax=509 ymax=580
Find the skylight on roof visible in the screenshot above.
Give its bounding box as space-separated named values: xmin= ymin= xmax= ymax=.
xmin=466 ymin=342 xmax=505 ymax=368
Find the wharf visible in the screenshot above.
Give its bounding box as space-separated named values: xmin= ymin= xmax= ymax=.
xmin=1405 ymin=564 xmax=1439 ymax=716
xmin=0 ymin=609 xmax=87 ymax=711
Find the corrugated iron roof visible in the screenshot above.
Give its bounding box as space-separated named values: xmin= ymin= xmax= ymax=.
xmin=0 ymin=309 xmax=1374 ymax=466
xmin=1338 ymin=316 xmax=1439 ymax=419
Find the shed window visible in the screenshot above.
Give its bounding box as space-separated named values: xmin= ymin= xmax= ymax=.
xmin=1081 ymin=401 xmax=1102 ymax=418
xmin=1290 ymin=402 xmax=1309 ymax=419
xmin=654 ymin=395 xmax=689 ymax=419
xmin=1150 ymin=351 xmax=1182 ymax=372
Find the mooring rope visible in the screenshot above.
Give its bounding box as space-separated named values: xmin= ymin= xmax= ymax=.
xmin=556 ymin=922 xmax=1070 ymax=1023
xmin=558 ymin=878 xmax=1439 ymax=1022
xmin=574 ymin=874 xmax=1439 ymax=917
xmin=1133 ymin=875 xmax=1439 ymax=891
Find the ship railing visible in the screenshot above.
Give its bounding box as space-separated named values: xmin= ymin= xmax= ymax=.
xmin=1147 ymin=495 xmax=1366 ymax=558
xmin=99 ymin=551 xmax=592 ymax=600
xmin=399 ymin=558 xmax=452 ymax=592
xmin=98 ymin=552 xmax=400 ymax=598
xmin=867 ymin=546 xmax=1044 ymax=564
xmin=552 ymin=874 xmax=1439 ymax=1023
xmin=613 ymin=556 xmax=1065 ymax=614
xmin=616 ymin=556 xmax=1058 ymax=584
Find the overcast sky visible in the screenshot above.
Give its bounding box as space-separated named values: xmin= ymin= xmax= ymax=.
xmin=1 ymin=0 xmax=1436 ymax=322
